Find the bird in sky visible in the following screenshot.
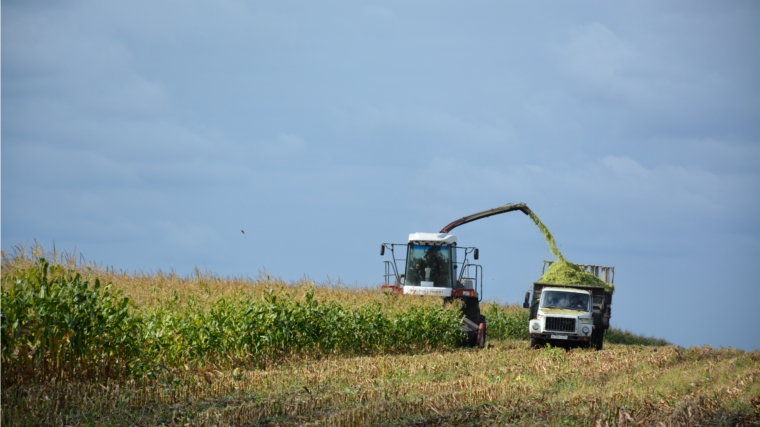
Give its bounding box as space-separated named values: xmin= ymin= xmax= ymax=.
xmin=241 ymin=230 xmax=245 ymax=234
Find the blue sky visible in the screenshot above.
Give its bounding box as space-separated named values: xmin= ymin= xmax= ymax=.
xmin=2 ymin=1 xmax=759 ymax=350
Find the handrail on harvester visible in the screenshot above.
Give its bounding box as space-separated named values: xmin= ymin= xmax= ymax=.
xmin=439 ymin=203 xmax=532 ymax=233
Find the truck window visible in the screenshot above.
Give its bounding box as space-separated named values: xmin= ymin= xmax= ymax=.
xmin=540 ymin=291 xmax=589 ymax=312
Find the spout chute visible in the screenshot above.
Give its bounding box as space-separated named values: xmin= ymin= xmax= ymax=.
xmin=440 ymin=203 xmax=531 ymax=233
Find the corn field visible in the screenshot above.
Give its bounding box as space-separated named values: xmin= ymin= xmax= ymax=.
xmin=1 ymin=254 xmax=467 ymax=387
xmin=2 ymin=247 xmax=758 ymax=426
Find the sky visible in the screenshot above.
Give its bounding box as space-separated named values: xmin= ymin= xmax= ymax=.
xmin=2 ymin=1 xmax=759 ymax=350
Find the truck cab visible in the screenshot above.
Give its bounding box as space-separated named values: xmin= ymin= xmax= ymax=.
xmin=527 ymin=287 xmax=595 ymax=347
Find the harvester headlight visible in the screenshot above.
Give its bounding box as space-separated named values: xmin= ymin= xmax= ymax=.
xmin=582 ymin=326 xmax=590 ymax=334
xmin=531 ymin=323 xmax=539 ymax=331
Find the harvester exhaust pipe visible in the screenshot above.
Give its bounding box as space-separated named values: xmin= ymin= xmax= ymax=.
xmin=440 ymin=202 xmax=532 ymax=234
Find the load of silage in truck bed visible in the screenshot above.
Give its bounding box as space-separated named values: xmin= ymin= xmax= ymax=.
xmin=538 ymin=260 xmax=614 ymax=292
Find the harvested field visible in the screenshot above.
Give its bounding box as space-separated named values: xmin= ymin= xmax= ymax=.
xmin=4 ymin=343 xmax=759 ymax=426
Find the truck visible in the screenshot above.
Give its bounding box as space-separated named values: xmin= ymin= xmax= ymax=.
xmin=523 ymin=261 xmax=614 ymax=350
xmin=381 ymin=203 xmax=532 ymax=348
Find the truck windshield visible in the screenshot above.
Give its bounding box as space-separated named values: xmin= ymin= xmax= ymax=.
xmin=540 ymin=291 xmax=589 ymax=312
xmin=405 ymin=244 xmax=452 ymax=287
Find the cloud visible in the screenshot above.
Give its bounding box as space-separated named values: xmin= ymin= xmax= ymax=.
xmin=643 ymin=137 xmax=760 ymax=174
xmin=2 ymin=143 xmax=142 ymax=188
xmin=556 ymin=12 xmax=760 ymax=140
xmin=562 ymin=22 xmax=640 ymax=99
xmin=414 ymin=154 xmax=759 ymax=244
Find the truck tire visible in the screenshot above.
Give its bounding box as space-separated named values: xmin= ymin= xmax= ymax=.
xmin=530 ymin=337 xmax=544 ymax=349
xmin=594 ymin=330 xmax=605 ymax=351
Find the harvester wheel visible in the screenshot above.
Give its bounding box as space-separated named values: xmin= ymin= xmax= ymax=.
xmin=477 ymin=315 xmax=487 ymax=348
xmin=459 ymin=297 xmax=482 ymax=347
xmin=461 ymin=297 xmax=481 ymax=324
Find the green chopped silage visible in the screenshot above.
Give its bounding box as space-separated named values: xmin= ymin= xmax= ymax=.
xmin=528 ymin=211 xmax=567 ymax=263
xmin=528 ymin=211 xmax=614 ymax=293
xmin=538 ymin=260 xmax=614 ymax=292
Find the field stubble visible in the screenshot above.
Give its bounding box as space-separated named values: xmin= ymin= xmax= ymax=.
xmin=5 ymin=342 xmax=759 ymax=426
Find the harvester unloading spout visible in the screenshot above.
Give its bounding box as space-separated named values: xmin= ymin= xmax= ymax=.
xmin=440 ymin=203 xmax=531 ymax=233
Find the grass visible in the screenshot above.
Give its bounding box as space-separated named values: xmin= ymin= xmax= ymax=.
xmin=2 ymin=245 xmax=758 ymax=426
xmin=605 ymin=327 xmax=670 ymax=346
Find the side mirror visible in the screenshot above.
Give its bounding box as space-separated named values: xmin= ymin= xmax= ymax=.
xmin=380 ymin=245 xmax=385 ymax=256
xmin=474 ymin=248 xmax=479 ymax=260
xmin=523 ymin=292 xmax=530 ymax=309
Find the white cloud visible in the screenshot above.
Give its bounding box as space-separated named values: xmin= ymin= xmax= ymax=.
xmin=601 ymin=155 xmax=649 ymax=178
xmin=556 ymin=11 xmax=759 ymax=141
xmin=564 ymin=23 xmax=637 ymax=82
xmin=560 ymin=22 xmax=647 ymax=103
xmin=415 ymin=154 xmax=759 ymax=239
xmin=595 ymin=155 xmax=758 ymax=220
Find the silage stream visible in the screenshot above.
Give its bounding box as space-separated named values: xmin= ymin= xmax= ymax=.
xmin=527 ymin=211 xmax=613 ymax=291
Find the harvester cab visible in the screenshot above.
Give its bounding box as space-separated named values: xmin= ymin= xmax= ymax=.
xmin=379 ymin=202 xmax=532 ymax=348
xmin=380 ymin=232 xmax=482 ymax=299
xmin=380 ymin=233 xmax=485 ymax=347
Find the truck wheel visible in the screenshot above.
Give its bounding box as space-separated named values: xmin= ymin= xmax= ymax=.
xmin=594 ymin=330 xmax=605 ymax=351
xmin=530 ymin=337 xmax=544 ymax=349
